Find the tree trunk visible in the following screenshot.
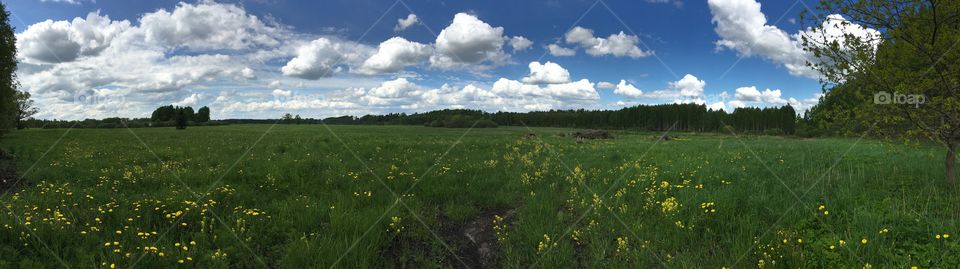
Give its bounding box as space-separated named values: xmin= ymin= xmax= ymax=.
xmin=947 ymin=142 xmax=957 ymax=187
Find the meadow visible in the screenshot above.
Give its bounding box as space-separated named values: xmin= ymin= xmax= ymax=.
xmin=0 ymin=124 xmax=957 ymax=268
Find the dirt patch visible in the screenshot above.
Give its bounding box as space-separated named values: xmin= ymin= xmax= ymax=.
xmin=441 ymin=208 xmax=516 ymax=268
xmin=0 ymin=150 xmax=19 ymax=193
xmin=574 ymin=130 xmax=613 ymax=140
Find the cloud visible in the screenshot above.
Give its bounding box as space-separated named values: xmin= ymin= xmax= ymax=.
xmin=670 ymin=74 xmax=706 ymax=97
xmin=356 ymin=37 xmax=432 ymax=75
xmin=726 ymin=85 xmax=815 ymax=111
xmin=787 ymin=93 xmax=822 ymax=113
xmin=248 ymin=76 xmax=593 ymax=113
xmin=646 ymin=0 xmax=684 ymax=7
xmin=797 ymin=14 xmax=882 ymax=53
xmin=707 ymin=101 xmax=727 ymax=111
xmin=547 ymin=44 xmax=576 ymax=56
xmin=509 ymin=36 xmax=533 ymax=51
xmin=138 ymin=2 xmax=284 ymax=50
xmin=173 ymin=93 xmax=203 ymax=107
xmin=597 ymin=81 xmax=616 ymax=89
xmin=394 ymin=14 xmax=419 ymax=31
xmin=563 ymin=26 xmax=652 ymax=58
xmin=430 ymin=13 xmax=509 ymax=69
xmin=612 ymin=80 xmax=643 ymax=98
xmin=707 ymin=0 xmax=879 ymax=78
xmin=638 ymin=74 xmax=706 ymax=101
xmin=733 ymin=86 xmax=785 ymax=104
xmin=268 ymin=80 xmax=282 ymax=88
xmin=14 ymin=2 xmax=296 ymax=119
xmin=491 ymin=78 xmax=598 ymax=102
xmin=727 ymin=100 xmax=746 ymax=109
xmin=39 ymin=0 xmax=90 ymax=4
xmin=272 ymin=89 xmax=292 ymax=97
xmin=281 ymin=37 xmax=369 ymax=79
xmin=520 ymin=61 xmax=571 ymax=84
xmin=16 ymin=11 xmax=131 ymax=64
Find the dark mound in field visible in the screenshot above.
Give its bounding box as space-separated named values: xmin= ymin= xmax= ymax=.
xmin=441 ymin=208 xmax=515 ymax=268
xmin=574 ymin=130 xmax=613 ymax=140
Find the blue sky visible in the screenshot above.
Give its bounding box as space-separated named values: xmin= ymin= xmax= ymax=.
xmin=10 ymin=0 xmax=851 ymax=119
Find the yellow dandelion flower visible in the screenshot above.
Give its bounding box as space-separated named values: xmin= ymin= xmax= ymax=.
xmin=860 ymin=238 xmax=868 ymax=245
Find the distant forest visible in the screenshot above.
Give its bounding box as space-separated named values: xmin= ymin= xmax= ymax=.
xmin=322 ymin=104 xmax=798 ymax=134
xmin=21 ymin=103 xmax=800 ymax=135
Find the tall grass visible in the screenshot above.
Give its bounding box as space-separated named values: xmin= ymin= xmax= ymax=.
xmin=0 ymin=125 xmax=956 ymax=268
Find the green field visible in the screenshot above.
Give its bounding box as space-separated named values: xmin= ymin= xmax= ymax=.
xmin=0 ymin=125 xmax=958 ymax=268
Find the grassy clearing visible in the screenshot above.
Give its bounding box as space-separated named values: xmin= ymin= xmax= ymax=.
xmin=0 ymin=124 xmax=958 ymax=268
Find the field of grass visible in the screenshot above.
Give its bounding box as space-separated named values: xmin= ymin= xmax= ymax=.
xmin=0 ymin=124 xmax=958 ymax=268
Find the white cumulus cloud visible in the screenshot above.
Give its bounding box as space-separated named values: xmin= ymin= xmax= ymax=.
xmin=612 ymin=80 xmax=643 ymax=98
xmin=564 ymin=26 xmax=652 ymax=58
xmin=707 ymin=0 xmax=879 ymax=78
xmin=356 ymin=37 xmax=432 ymax=75
xmin=520 ymin=61 xmax=571 ymax=84
xmin=670 ymin=74 xmax=706 ymax=97
xmin=16 ymin=11 xmax=130 ymax=64
xmin=138 ymin=1 xmax=284 ymax=50
xmin=430 ymin=13 xmax=509 ymax=69
xmin=509 ymin=36 xmax=533 ymax=51
xmin=281 ymin=37 xmax=369 ymax=80
xmin=395 ymin=14 xmax=419 ymax=31
xmin=547 ymin=44 xmax=576 ymax=56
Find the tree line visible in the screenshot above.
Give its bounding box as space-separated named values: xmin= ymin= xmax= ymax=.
xmin=317 ymin=104 xmax=798 ymax=134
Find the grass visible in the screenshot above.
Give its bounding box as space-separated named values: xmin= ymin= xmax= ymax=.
xmin=0 ymin=124 xmax=958 ymax=268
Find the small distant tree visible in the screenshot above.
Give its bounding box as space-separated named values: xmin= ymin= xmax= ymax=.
xmin=175 ymin=109 xmax=188 ymax=130
xmin=196 ymin=106 xmax=210 ymax=122
xmin=14 ymin=90 xmax=36 ymax=129
xmin=281 ymin=113 xmax=294 ymax=124
xmin=294 ymin=114 xmax=302 ymax=125
xmin=0 ymin=2 xmax=17 ymax=133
